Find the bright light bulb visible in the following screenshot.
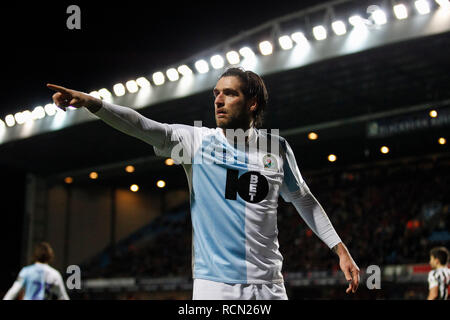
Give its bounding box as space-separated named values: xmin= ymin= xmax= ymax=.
xmin=156 ymin=180 xmax=166 ymax=188
xmin=372 ymin=9 xmax=387 ymax=25
xmin=136 ymin=77 xmax=151 ymax=89
xmin=429 ymin=110 xmax=438 ymax=118
xmin=165 ymin=158 xmax=174 ymax=166
xmin=113 ymin=83 xmax=126 ymax=97
xmin=239 ymin=47 xmax=255 ymax=59
xmin=328 ymin=154 xmax=337 ymax=162
xmin=98 ymin=88 xmax=112 ymax=100
xmin=177 ymin=65 xmax=193 ymax=76
xmin=195 ymin=59 xmax=209 ymax=74
xmin=89 ymin=91 xmax=101 ymax=99
xmin=436 ymin=0 xmax=450 ymax=10
xmin=5 ymin=114 xmax=15 ymax=127
xmin=308 ymin=132 xmax=318 ymax=140
xmin=278 ymin=35 xmax=293 ymax=50
xmin=380 ymin=146 xmax=390 ymax=154
xmin=313 ymin=25 xmax=327 ymax=40
xmin=130 ymin=184 xmax=139 ymax=192
xmin=44 ymin=104 xmax=57 ymax=116
xmin=393 ymin=4 xmax=408 ymax=20
xmin=89 ymin=172 xmax=98 ymax=179
xmin=331 ymin=21 xmax=347 ymax=35
xmin=291 ymin=32 xmax=308 ymax=46
xmin=125 ymin=80 xmax=139 ymax=93
xmin=226 ymin=51 xmax=240 ymax=64
xmin=165 ymin=69 xmax=179 ymax=82
xmin=259 ymin=41 xmax=273 ymax=55
xmin=438 ymin=137 xmax=446 ymax=145
xmin=32 ymin=106 xmax=46 ymax=120
xmin=210 ymin=55 xmax=225 ymax=69
xmin=125 ymin=165 xmax=135 ymax=173
xmin=349 ymin=15 xmax=366 ymax=28
xmin=415 ymin=0 xmax=431 ymax=14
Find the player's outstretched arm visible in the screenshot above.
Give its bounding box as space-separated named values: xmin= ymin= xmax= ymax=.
xmin=47 ymin=84 xmax=169 ymax=149
xmin=2 ymin=279 xmax=24 ymax=300
xmin=332 ymin=242 xmax=360 ymax=294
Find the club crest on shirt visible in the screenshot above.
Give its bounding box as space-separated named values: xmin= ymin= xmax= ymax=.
xmin=262 ymin=154 xmax=278 ymax=171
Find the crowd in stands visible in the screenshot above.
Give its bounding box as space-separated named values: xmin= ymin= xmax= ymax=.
xmin=80 ymin=156 xmax=450 ymax=298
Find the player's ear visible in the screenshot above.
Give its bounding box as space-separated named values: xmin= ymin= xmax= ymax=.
xmin=247 ymin=97 xmax=257 ymax=113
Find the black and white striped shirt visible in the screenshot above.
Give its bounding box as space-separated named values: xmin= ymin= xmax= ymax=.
xmin=428 ymin=267 xmax=450 ymax=300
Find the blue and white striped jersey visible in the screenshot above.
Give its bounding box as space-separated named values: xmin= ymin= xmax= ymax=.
xmin=95 ymin=102 xmax=342 ymax=284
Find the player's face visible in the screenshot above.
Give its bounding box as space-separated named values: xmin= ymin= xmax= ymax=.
xmin=213 ymin=76 xmax=253 ymax=130
xmin=429 ymin=255 xmax=438 ymax=269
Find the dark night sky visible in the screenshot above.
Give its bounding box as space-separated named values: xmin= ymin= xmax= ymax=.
xmin=0 ymin=0 xmax=328 ymax=119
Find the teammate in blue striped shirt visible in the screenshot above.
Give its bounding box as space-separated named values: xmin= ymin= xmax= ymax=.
xmin=427 ymin=246 xmax=450 ymax=300
xmin=3 ymin=242 xmax=69 ymax=300
xmin=47 ymin=67 xmax=360 ymax=299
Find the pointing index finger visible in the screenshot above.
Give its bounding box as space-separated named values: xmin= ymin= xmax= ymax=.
xmin=47 ymin=83 xmax=71 ymax=94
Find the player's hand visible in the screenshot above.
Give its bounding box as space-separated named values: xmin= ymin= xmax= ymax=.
xmin=47 ymin=84 xmax=102 ymax=112
xmin=339 ymin=252 xmax=360 ymax=294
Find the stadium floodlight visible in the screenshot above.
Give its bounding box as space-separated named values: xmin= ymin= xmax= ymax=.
xmin=136 ymin=77 xmax=151 ymax=89
xmin=152 ymin=69 xmax=166 ymax=86
xmin=331 ymin=20 xmax=347 ymax=35
xmin=258 ymin=41 xmax=273 ymax=55
xmin=44 ymin=104 xmax=57 ymax=116
xmin=436 ymin=0 xmax=450 ymax=10
xmin=210 ymin=55 xmax=225 ymax=69
xmin=14 ymin=112 xmax=25 ymax=125
xmin=371 ymin=9 xmax=387 ymax=25
xmin=194 ymin=59 xmax=209 ymax=74
xmin=225 ymin=51 xmax=240 ymax=64
xmin=393 ymin=4 xmax=409 ymax=20
xmin=22 ymin=110 xmax=32 ymax=123
xmin=291 ymin=32 xmax=309 ymax=46
xmin=98 ymin=88 xmax=112 ymax=100
xmin=239 ymin=46 xmax=255 ymax=59
xmin=5 ymin=114 xmax=15 ymax=127
xmin=125 ymin=80 xmax=139 ymax=93
xmin=349 ymin=15 xmax=366 ymax=28
xmin=278 ymin=35 xmax=293 ymax=50
xmin=415 ymin=0 xmax=431 ymax=14
xmin=89 ymin=91 xmax=102 ymax=99
xmin=113 ymin=83 xmax=126 ymax=97
xmin=312 ymin=25 xmax=327 ymax=40
xmin=177 ymin=65 xmax=193 ymax=76
xmin=31 ymin=106 xmax=46 ymax=120
xmin=165 ymin=69 xmax=178 ymax=82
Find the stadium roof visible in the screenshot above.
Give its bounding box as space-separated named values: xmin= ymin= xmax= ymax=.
xmin=1 ymin=0 xmax=449 ymax=182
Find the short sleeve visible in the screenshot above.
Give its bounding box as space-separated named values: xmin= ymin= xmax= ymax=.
xmin=428 ymin=271 xmax=438 ymax=289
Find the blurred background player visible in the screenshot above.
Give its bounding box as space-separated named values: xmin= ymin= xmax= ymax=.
xmin=427 ymin=246 xmax=450 ymax=300
xmin=3 ymin=242 xmax=69 ymax=300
